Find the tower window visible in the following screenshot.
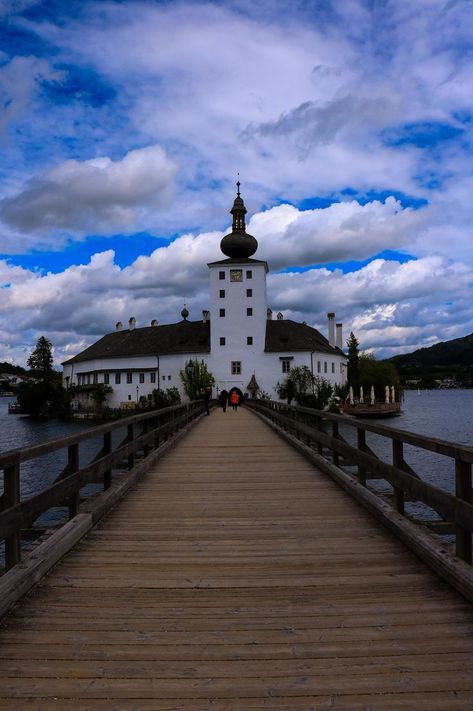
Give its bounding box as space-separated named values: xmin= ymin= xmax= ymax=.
xmin=231 ymin=361 xmax=241 ymax=375
xmin=246 ymin=270 xmax=252 ymax=279
xmin=247 ymin=336 xmax=253 ymax=345
xmin=246 ymin=289 xmax=252 ymax=297
xmin=219 ymin=271 xmax=225 ymax=280
xmin=219 ymin=308 xmax=225 ymax=317
xmin=219 ymin=289 xmax=225 ymax=298
xmin=220 ymin=337 xmax=226 ymax=346
xmin=247 ymin=307 xmax=253 ymax=316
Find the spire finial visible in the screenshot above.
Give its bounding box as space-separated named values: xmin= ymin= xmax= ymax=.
xmin=236 ymin=173 xmax=240 ymax=197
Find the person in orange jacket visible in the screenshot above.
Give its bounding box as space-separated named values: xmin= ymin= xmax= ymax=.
xmin=229 ymin=390 xmax=239 ymax=411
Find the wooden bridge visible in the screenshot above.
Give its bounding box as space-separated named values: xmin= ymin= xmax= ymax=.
xmin=1 ymin=402 xmax=473 ymax=708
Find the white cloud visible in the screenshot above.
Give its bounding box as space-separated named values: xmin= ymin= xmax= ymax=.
xmin=0 ymin=145 xmax=177 ymax=235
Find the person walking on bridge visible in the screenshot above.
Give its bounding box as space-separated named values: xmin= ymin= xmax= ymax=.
xmin=230 ymin=390 xmax=239 ymax=411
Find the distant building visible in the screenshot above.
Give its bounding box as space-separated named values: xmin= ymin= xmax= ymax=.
xmin=62 ymin=185 xmax=347 ymax=407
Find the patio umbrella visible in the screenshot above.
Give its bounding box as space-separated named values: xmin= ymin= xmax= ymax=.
xmin=349 ymin=386 xmax=354 ymax=404
xmin=385 ymin=385 xmax=390 ymax=403
xmin=359 ymin=386 xmax=364 ymax=404
xmin=370 ymin=386 xmax=375 ymax=405
xmin=391 ymin=385 xmax=395 ymax=403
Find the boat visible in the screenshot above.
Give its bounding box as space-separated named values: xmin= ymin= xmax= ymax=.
xmin=340 ymin=402 xmax=401 ymax=418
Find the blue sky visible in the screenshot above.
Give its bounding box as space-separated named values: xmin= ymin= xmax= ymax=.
xmin=1 ymin=0 xmax=473 ymax=365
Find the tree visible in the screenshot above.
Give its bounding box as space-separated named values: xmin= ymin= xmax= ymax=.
xmin=346 ymin=331 xmax=360 ymax=389
xmin=90 ymin=384 xmax=113 ymax=411
xmin=152 ymin=386 xmax=181 ymax=409
xmin=358 ymin=353 xmax=401 ymax=401
xmin=276 ymin=366 xmax=333 ymax=409
xmin=179 ymin=360 xmax=215 ymax=401
xmin=27 ymin=336 xmax=54 ymax=379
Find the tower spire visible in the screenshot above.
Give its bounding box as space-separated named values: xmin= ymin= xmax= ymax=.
xmin=220 ymin=181 xmax=258 ymax=258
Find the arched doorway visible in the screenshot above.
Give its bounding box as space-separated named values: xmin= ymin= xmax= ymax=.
xmin=228 ymin=386 xmax=245 ymax=404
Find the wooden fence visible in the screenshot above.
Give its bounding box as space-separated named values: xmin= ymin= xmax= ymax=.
xmin=0 ymin=401 xmax=204 ymax=574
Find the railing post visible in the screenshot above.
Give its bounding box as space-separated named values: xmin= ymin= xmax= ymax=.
xmin=103 ymin=431 xmax=112 ymax=490
xmin=392 ymin=439 xmax=405 ymax=515
xmin=316 ymin=415 xmax=323 ymax=455
xmin=67 ymin=443 xmax=80 ymax=518
xmin=357 ymin=428 xmax=367 ymax=486
xmin=332 ymin=421 xmax=339 ymax=466
xmin=455 ymin=459 xmax=472 ymax=564
xmin=4 ymin=462 xmax=21 ymax=570
xmin=127 ymin=423 xmax=135 ymax=470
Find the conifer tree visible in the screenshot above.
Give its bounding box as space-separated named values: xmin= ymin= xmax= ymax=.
xmin=346 ymin=331 xmax=360 ymax=388
xmin=27 ymin=336 xmax=54 ymax=379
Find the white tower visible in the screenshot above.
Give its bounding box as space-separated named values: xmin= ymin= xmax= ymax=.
xmin=207 ymin=182 xmax=268 ymax=393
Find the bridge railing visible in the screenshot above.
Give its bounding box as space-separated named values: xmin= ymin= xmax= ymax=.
xmin=0 ymin=401 xmax=204 ymax=573
xmin=247 ymin=399 xmax=473 ymax=566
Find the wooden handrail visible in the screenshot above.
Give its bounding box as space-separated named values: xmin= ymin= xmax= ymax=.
xmin=247 ymin=399 xmax=473 ymax=565
xmin=0 ymin=402 xmax=204 ymax=572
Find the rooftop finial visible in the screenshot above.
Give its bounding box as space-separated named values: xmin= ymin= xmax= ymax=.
xmin=236 ymin=173 xmax=240 ymax=197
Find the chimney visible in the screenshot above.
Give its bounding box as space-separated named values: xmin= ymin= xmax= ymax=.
xmin=150 ymin=319 xmax=158 ymax=327
xmin=327 ymin=312 xmax=335 ymax=347
xmin=115 ymin=321 xmax=123 ymax=331
xmin=336 ymin=323 xmax=343 ymax=349
xmin=277 ymin=312 xmax=283 ymax=320
xmin=202 ymin=310 xmax=210 ymax=323
xmin=129 ymin=316 xmax=136 ymax=331
xmin=267 ymin=308 xmax=273 ymax=320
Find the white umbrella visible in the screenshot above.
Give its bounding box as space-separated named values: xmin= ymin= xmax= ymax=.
xmin=359 ymin=386 xmax=364 ymax=404
xmin=391 ymin=385 xmax=395 ymax=403
xmin=385 ymin=385 xmax=390 ymax=403
xmin=349 ymin=386 xmax=354 ymax=405
xmin=370 ymin=386 xmax=375 ymax=405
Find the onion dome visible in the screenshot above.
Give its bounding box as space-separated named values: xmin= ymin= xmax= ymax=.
xmin=220 ymin=180 xmax=258 ymax=258
xmin=181 ymin=304 xmax=189 ymax=320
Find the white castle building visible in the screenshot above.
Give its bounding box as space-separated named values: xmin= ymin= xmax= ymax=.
xmin=62 ymin=185 xmax=347 ymax=407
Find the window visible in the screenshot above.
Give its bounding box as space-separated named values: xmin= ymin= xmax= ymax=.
xmin=168 ymin=375 xmax=171 ymax=380
xmin=220 ymin=337 xmax=226 ymax=346
xmin=104 ymin=373 xmax=110 ymax=385
xmin=92 ymin=373 xmax=98 ymax=384
xmin=127 ymin=372 xmax=133 ymax=384
xmin=139 ymin=373 xmax=145 ymax=384
xmin=246 ymin=270 xmax=252 ymax=279
xmin=86 ymin=374 xmax=90 ymax=385
xmin=128 ymin=394 xmax=131 ymax=401
xmin=231 ymin=361 xmax=241 ymax=375
xmin=150 ymin=372 xmax=156 ymax=383
xmin=246 ymin=288 xmax=252 ymax=297
xmin=115 ymin=372 xmax=121 ymax=385
xmin=317 ymin=361 xmax=321 ymax=373
xmin=281 ymin=359 xmax=291 ymax=373
xmin=219 ymin=271 xmax=225 ymax=280
xmin=162 ymin=375 xmax=166 ymax=381
xmin=331 ymin=363 xmax=335 ymax=374
xmin=247 ymin=336 xmax=253 ymax=345
xmin=219 ymin=289 xmax=225 ymax=298
xmin=219 ymin=308 xmax=225 ymax=317
xmin=324 ymin=362 xmax=327 ymax=373
xmin=247 ymin=307 xmax=253 ymax=316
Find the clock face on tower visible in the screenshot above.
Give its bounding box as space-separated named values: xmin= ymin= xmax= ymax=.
xmin=230 ymin=269 xmax=243 ymax=282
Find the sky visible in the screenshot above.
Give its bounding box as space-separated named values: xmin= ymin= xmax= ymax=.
xmin=1 ymin=0 xmax=473 ymax=367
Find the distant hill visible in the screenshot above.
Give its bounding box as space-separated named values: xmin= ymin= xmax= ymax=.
xmin=0 ymin=362 xmax=27 ymax=376
xmin=386 ymin=332 xmax=473 ymax=385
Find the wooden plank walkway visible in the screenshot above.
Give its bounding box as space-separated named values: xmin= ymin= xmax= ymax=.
xmin=1 ymin=406 xmax=473 ymax=709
